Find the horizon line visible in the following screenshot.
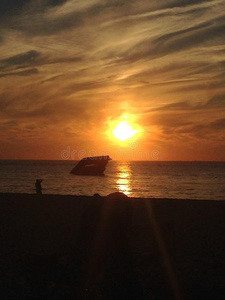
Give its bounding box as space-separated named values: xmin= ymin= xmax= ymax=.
xmin=0 ymin=159 xmax=224 ymax=162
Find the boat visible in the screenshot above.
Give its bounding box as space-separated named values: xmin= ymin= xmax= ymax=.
xmin=70 ymin=155 xmax=112 ymax=176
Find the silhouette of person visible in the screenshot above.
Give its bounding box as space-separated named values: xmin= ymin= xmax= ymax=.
xmin=35 ymin=179 xmax=43 ymax=194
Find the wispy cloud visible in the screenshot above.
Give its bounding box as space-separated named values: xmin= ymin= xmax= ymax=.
xmin=0 ymin=68 xmax=38 ymax=78
xmin=0 ymin=0 xmax=225 ymax=159
xmin=0 ymin=50 xmax=41 ymax=71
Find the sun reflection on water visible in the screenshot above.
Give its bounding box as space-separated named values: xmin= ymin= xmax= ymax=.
xmin=116 ymin=162 xmax=131 ymax=196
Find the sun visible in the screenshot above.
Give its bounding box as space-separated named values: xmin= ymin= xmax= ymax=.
xmin=113 ymin=121 xmax=139 ymax=141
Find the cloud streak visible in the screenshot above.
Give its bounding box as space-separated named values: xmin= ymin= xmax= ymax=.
xmin=0 ymin=50 xmax=41 ymax=71
xmin=0 ymin=68 xmax=38 ymax=78
xmin=0 ymin=0 xmax=225 ymax=160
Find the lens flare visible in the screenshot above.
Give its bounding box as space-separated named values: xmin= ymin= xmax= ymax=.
xmin=113 ymin=121 xmax=139 ymax=141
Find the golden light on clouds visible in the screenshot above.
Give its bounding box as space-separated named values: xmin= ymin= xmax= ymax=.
xmin=0 ymin=0 xmax=225 ymax=160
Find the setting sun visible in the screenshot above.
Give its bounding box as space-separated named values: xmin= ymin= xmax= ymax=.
xmin=113 ymin=121 xmax=139 ymax=141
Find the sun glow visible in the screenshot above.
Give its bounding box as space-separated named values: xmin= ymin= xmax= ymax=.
xmin=113 ymin=121 xmax=139 ymax=141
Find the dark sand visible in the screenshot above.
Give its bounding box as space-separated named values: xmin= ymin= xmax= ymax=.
xmin=0 ymin=193 xmax=224 ymax=299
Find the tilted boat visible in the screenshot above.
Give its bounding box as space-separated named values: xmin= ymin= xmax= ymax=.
xmin=70 ymin=155 xmax=112 ymax=176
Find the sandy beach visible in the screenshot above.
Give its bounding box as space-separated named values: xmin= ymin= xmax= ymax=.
xmin=0 ymin=192 xmax=224 ymax=299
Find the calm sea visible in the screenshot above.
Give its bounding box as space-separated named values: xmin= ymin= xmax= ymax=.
xmin=0 ymin=160 xmax=224 ymax=200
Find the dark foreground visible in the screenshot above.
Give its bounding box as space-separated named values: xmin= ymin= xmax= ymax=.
xmin=0 ymin=193 xmax=224 ymax=300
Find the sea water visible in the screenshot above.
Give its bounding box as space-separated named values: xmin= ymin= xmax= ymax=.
xmin=0 ymin=160 xmax=224 ymax=200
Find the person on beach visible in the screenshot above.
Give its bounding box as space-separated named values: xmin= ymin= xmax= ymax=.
xmin=35 ymin=179 xmax=43 ymax=194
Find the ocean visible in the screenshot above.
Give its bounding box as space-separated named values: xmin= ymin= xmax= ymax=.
xmin=0 ymin=160 xmax=224 ymax=200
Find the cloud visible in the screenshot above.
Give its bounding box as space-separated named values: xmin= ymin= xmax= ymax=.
xmin=0 ymin=82 xmax=108 ymax=129
xmin=146 ymin=94 xmax=225 ymax=113
xmin=1 ymin=0 xmax=206 ymax=40
xmin=152 ymin=15 xmax=225 ymax=54
xmin=47 ymin=0 xmax=69 ymax=7
xmin=0 ymin=68 xmax=39 ymax=78
xmin=114 ymin=14 xmax=225 ymax=64
xmin=147 ymin=112 xmax=225 ymax=144
xmin=186 ymin=117 xmax=225 ymax=139
xmin=150 ymin=101 xmax=193 ymax=112
xmin=0 ymin=0 xmax=31 ymax=18
xmin=0 ymin=0 xmax=225 ymax=159
xmin=140 ymin=92 xmax=225 ymax=144
xmin=0 ymin=50 xmax=41 ymax=71
xmin=6 ymin=12 xmax=83 ymax=37
xmin=210 ymin=118 xmax=225 ymax=130
xmin=0 ymin=0 xmax=70 ymax=18
xmin=0 ymin=50 xmax=83 ymax=78
xmin=88 ymin=0 xmax=213 ymax=18
xmin=0 ymin=0 xmax=98 ymax=37
xmin=204 ymin=94 xmax=225 ymax=109
xmin=0 ymin=1 xmax=84 ymax=40
xmin=165 ymin=0 xmax=213 ymax=9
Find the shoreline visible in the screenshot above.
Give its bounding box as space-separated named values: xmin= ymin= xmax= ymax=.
xmin=1 ymin=192 xmax=224 ymax=201
xmin=1 ymin=192 xmax=225 ymax=299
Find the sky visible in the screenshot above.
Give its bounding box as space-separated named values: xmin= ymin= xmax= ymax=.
xmin=0 ymin=0 xmax=225 ymax=161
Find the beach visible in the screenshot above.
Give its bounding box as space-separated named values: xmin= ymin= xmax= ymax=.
xmin=0 ymin=193 xmax=224 ymax=299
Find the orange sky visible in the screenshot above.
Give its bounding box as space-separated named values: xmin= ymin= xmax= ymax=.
xmin=0 ymin=0 xmax=225 ymax=161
